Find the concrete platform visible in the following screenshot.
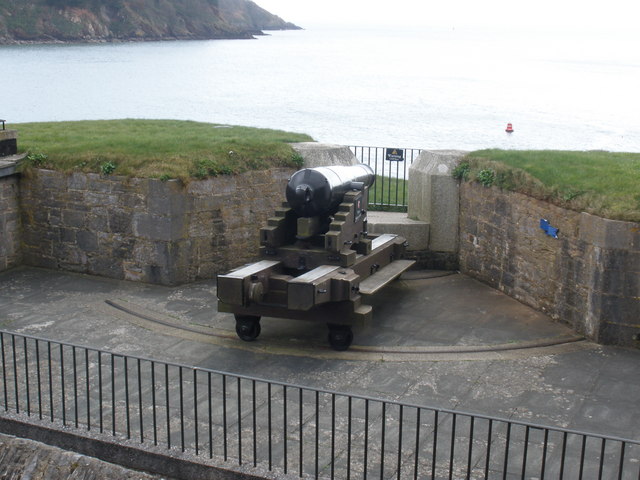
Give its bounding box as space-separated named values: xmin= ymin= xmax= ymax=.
xmin=0 ymin=266 xmax=639 ymax=441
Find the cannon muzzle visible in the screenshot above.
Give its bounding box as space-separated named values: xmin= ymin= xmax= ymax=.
xmin=285 ymin=164 xmax=375 ymax=217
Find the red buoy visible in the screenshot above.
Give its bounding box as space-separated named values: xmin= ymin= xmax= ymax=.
xmin=505 ymin=123 xmax=514 ymax=133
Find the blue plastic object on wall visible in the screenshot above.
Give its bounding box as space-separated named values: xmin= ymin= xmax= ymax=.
xmin=540 ymin=218 xmax=559 ymax=238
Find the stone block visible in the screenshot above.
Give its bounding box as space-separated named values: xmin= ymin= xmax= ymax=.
xmin=86 ymin=192 xmax=116 ymax=207
xmin=408 ymin=150 xmax=468 ymax=253
xmin=68 ymin=173 xmax=88 ymax=190
xmin=123 ymin=261 xmax=145 ymax=282
xmin=89 ymin=256 xmax=123 ymax=279
xmin=366 ymin=211 xmax=429 ymax=251
xmin=109 ymin=235 xmax=135 ymax=259
xmin=23 ymin=251 xmax=57 ymax=270
xmin=62 ymin=210 xmax=86 ymax=229
xmin=133 ymin=213 xmax=185 ymax=242
xmin=88 ymin=210 xmax=109 ymax=232
xmin=145 ymin=264 xmax=171 ymax=285
xmin=599 ymin=322 xmax=640 ymax=347
xmin=76 ymin=230 xmax=99 ymax=252
xmin=58 ymin=243 xmax=88 ymax=267
xmin=148 ymin=179 xmax=188 ymax=215
xmin=291 ymin=142 xmax=358 ymax=167
xmin=599 ymin=249 xmax=633 ymax=272
xmin=108 ymin=210 xmax=133 ymax=235
xmin=624 ymin=270 xmax=640 ymax=298
xmin=87 ymin=175 xmax=115 ymax=193
xmin=600 ymin=294 xmax=640 ymax=324
xmin=47 ymin=208 xmax=63 ymax=227
xmin=60 ymin=228 xmax=76 ymax=243
xmin=192 ymin=195 xmax=223 ymax=211
xmin=579 ymin=212 xmax=640 ymax=251
xmin=38 ymin=169 xmax=67 ymax=191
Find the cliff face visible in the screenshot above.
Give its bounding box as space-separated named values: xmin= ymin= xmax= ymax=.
xmin=0 ymin=0 xmax=300 ymax=43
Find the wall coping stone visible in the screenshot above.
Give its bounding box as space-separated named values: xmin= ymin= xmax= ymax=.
xmin=291 ymin=142 xmax=357 ymax=167
xmin=0 ymin=153 xmax=26 ymax=178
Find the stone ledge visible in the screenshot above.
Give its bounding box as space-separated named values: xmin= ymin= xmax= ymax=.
xmin=367 ymin=211 xmax=429 ymax=251
xmin=0 ymin=153 xmax=26 ymax=178
xmin=291 ymin=142 xmax=357 ymax=167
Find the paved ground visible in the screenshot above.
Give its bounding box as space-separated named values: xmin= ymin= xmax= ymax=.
xmin=0 ymin=266 xmax=639 ymax=441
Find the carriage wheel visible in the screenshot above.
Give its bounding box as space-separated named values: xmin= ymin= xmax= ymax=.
xmin=235 ymin=315 xmax=261 ymax=342
xmin=327 ymin=324 xmax=353 ymax=351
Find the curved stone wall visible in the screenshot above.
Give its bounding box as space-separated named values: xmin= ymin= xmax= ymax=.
xmin=459 ymin=182 xmax=640 ymax=346
xmin=19 ymin=168 xmax=294 ymax=285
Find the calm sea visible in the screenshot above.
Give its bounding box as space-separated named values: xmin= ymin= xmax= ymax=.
xmin=1 ymin=25 xmax=639 ymax=151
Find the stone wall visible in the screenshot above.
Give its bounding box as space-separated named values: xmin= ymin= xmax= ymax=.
xmin=19 ymin=169 xmax=293 ymax=285
xmin=459 ymin=182 xmax=640 ymax=346
xmin=0 ymin=433 xmax=167 ymax=480
xmin=0 ymin=175 xmax=21 ymax=271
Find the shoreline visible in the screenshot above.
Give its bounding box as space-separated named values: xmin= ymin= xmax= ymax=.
xmin=0 ymin=27 xmax=302 ymax=46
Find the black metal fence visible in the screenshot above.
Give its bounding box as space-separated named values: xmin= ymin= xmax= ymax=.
xmin=1 ymin=329 xmax=639 ymax=479
xmin=349 ymin=146 xmax=422 ymax=211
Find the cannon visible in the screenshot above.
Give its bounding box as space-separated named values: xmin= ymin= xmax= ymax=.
xmin=217 ymin=164 xmax=415 ymax=351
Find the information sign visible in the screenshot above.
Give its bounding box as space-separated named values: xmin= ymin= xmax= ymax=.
xmin=385 ymin=148 xmax=404 ymax=162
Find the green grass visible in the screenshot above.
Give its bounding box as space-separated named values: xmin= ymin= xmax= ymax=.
xmin=459 ymin=149 xmax=640 ymax=222
xmin=16 ymin=119 xmax=314 ymax=182
xmin=369 ymin=175 xmax=408 ymax=211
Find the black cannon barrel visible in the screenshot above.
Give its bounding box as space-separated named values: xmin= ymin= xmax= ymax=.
xmin=285 ymin=164 xmax=375 ymax=217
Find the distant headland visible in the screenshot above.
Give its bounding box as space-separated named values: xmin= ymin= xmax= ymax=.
xmin=0 ymin=0 xmax=300 ymax=45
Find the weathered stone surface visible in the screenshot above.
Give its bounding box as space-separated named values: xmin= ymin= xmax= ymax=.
xmin=459 ymin=182 xmax=640 ymax=346
xmin=291 ymin=142 xmax=358 ymax=167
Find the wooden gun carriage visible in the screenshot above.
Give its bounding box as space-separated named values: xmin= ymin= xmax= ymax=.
xmin=217 ymin=164 xmax=414 ymax=350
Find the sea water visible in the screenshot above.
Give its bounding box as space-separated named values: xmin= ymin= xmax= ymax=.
xmin=1 ymin=25 xmax=638 ymax=151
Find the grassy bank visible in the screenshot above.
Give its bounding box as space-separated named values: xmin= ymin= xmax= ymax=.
xmin=16 ymin=119 xmax=313 ymax=181
xmin=456 ymin=149 xmax=640 ymax=222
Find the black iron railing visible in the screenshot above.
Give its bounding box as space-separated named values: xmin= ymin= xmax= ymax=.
xmin=349 ymin=146 xmax=422 ymax=211
xmin=1 ymin=329 xmax=639 ymax=479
